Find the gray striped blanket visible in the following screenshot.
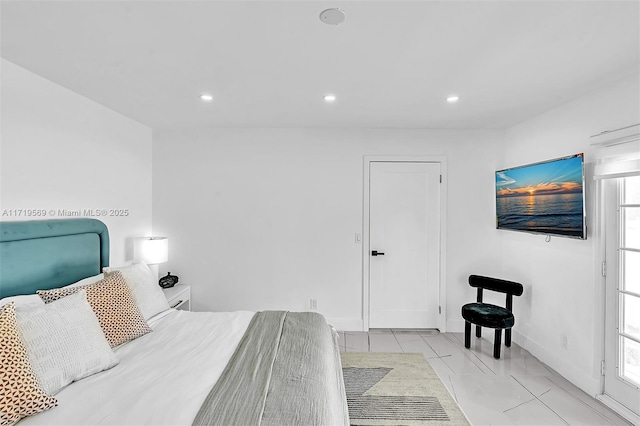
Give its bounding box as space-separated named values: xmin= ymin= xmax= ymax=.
xmin=192 ymin=311 xmax=349 ymax=426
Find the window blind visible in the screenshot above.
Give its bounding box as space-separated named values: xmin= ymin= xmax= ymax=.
xmin=591 ymin=124 xmax=640 ymax=180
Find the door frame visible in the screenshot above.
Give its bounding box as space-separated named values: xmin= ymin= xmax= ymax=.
xmin=362 ymin=155 xmax=448 ymax=332
xmin=595 ymin=177 xmax=640 ymax=424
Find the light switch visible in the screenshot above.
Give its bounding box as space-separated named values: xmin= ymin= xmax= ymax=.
xmin=355 ymin=233 xmax=362 ymax=243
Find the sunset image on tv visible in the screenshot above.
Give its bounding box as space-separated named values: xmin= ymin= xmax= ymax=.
xmin=496 ymin=154 xmax=585 ymax=238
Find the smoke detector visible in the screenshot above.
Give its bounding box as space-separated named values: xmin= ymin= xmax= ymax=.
xmin=319 ymin=8 xmax=346 ymax=25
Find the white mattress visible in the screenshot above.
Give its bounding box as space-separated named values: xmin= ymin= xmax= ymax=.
xmin=20 ymin=309 xmax=254 ymax=426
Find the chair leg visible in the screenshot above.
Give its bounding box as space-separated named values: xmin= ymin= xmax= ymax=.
xmin=493 ymin=329 xmax=502 ymax=359
xmin=505 ymin=328 xmax=512 ymax=347
xmin=464 ymin=321 xmax=471 ymax=348
xmin=475 ymin=324 xmax=481 ymax=338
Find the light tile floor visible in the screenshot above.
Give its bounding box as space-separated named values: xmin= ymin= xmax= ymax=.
xmin=337 ymin=329 xmax=631 ymax=426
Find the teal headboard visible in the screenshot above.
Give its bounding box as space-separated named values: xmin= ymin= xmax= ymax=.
xmin=0 ymin=219 xmax=109 ymax=298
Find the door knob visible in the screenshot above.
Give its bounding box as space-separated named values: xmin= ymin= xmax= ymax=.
xmin=371 ymin=250 xmax=385 ymax=256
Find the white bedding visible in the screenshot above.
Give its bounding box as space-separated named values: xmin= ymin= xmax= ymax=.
xmin=20 ymin=309 xmax=254 ymax=426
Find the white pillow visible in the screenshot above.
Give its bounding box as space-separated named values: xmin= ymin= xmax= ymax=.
xmin=0 ymin=294 xmax=45 ymax=308
xmin=0 ymin=274 xmax=104 ymax=308
xmin=103 ymin=262 xmax=170 ymax=320
xmin=15 ymin=290 xmax=119 ymax=395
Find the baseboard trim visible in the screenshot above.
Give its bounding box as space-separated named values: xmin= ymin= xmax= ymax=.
xmin=446 ymin=319 xmax=466 ymax=333
xmin=327 ymin=317 xmax=363 ymax=331
xmin=512 ymin=329 xmax=601 ymax=396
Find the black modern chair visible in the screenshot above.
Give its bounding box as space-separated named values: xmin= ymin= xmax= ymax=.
xmin=461 ymin=275 xmax=524 ymax=359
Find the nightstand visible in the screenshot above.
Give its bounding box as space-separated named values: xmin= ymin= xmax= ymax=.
xmin=162 ymin=284 xmax=191 ymax=311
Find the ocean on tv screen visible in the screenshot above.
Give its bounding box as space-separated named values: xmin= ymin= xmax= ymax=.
xmin=495 ymin=154 xmax=585 ymax=238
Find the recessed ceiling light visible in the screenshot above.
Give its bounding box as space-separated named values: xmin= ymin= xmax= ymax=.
xmin=319 ymin=8 xmax=346 ymax=25
xmin=446 ymin=95 xmax=460 ymax=103
xmin=199 ymin=93 xmax=213 ymax=102
xmin=323 ymin=94 xmax=337 ymax=102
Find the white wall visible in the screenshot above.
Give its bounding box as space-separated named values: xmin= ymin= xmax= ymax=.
xmin=501 ymin=74 xmax=640 ymax=396
xmin=153 ymin=128 xmax=504 ymax=330
xmin=0 ymin=59 xmax=153 ymax=265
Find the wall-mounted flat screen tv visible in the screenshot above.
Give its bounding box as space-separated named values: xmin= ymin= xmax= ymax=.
xmin=495 ymin=153 xmax=586 ymax=239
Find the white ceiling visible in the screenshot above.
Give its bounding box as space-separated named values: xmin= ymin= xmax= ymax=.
xmin=1 ymin=0 xmax=638 ymax=130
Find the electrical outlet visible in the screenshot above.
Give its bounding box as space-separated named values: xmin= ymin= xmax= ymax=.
xmin=561 ymin=333 xmax=568 ymax=350
xmin=310 ymin=299 xmax=318 ymax=310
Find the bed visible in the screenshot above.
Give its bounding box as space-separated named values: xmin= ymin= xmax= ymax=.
xmin=0 ymin=219 xmax=349 ymax=425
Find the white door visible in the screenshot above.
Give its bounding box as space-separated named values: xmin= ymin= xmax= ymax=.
xmin=603 ymin=175 xmax=640 ymax=416
xmin=369 ymin=161 xmax=441 ymax=329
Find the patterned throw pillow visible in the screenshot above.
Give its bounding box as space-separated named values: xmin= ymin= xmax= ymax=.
xmin=37 ymin=271 xmax=152 ymax=347
xmin=0 ymin=303 xmax=58 ymax=426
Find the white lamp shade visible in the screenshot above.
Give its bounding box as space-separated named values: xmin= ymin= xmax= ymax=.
xmin=138 ymin=237 xmax=168 ymax=264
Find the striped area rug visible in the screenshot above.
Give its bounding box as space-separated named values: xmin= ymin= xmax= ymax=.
xmin=341 ymin=352 xmax=469 ymax=426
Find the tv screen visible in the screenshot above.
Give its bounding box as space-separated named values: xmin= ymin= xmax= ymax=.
xmin=495 ymin=153 xmax=586 ymax=239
